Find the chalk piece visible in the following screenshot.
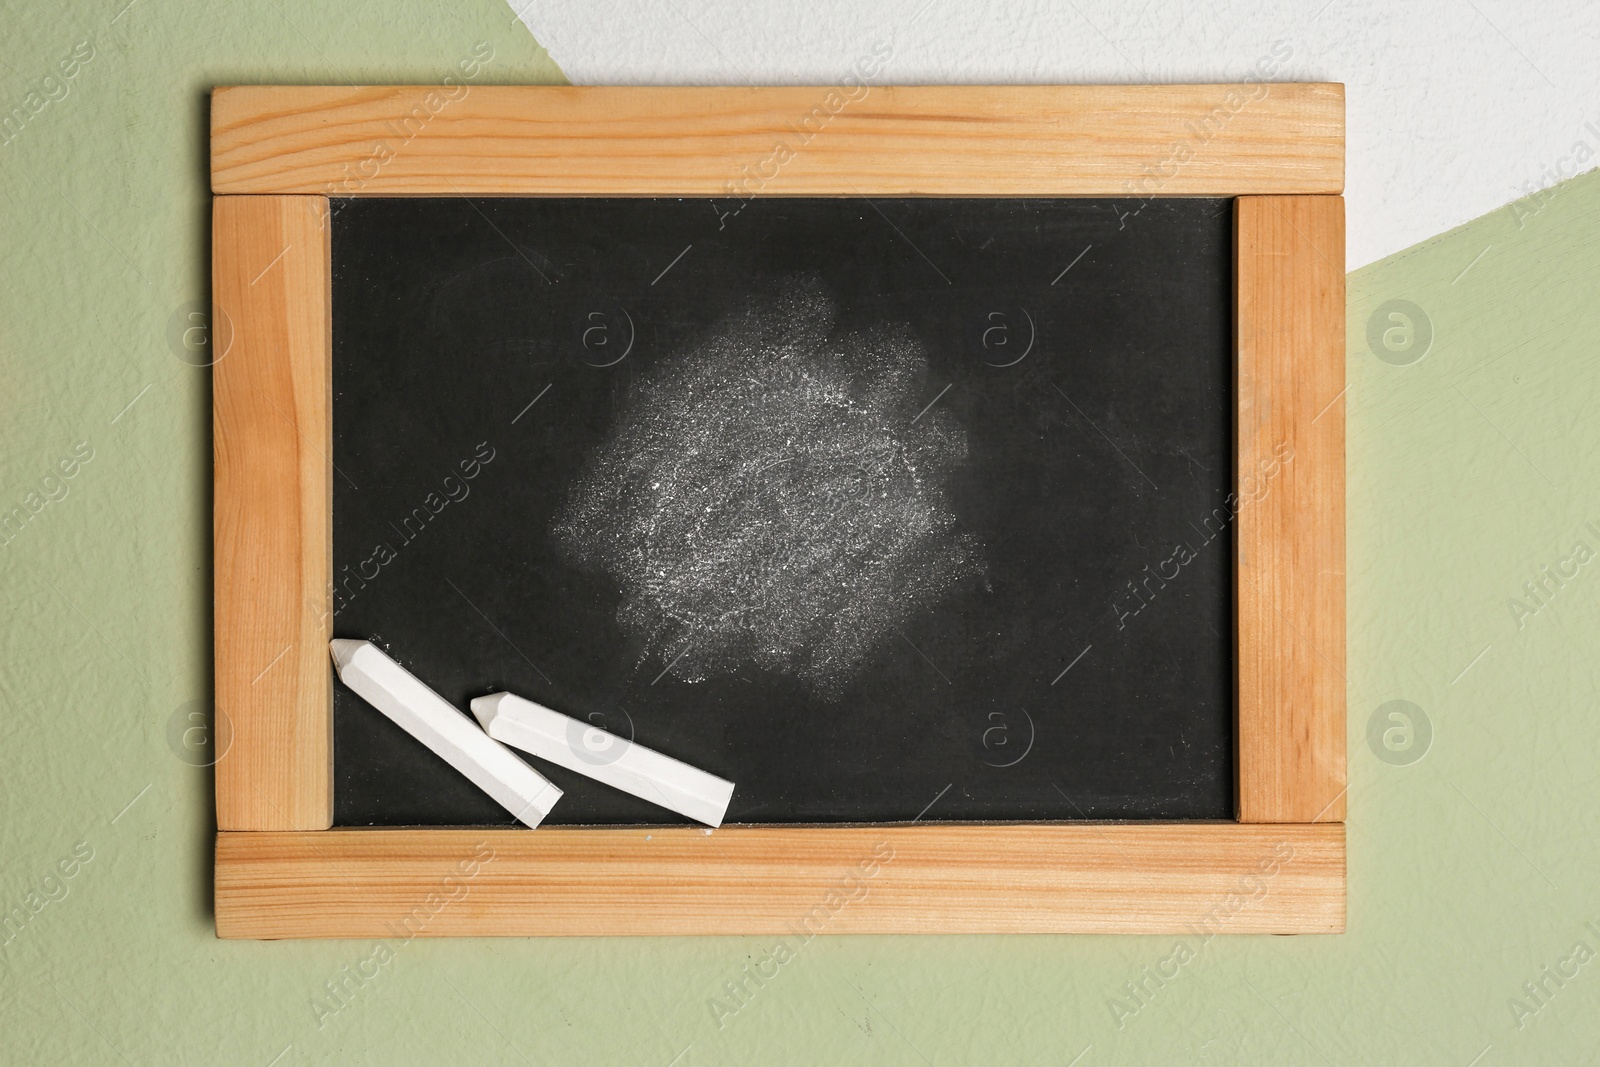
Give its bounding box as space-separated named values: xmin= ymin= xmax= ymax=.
xmin=470 ymin=692 xmax=735 ymax=827
xmin=329 ymin=640 xmax=561 ymax=828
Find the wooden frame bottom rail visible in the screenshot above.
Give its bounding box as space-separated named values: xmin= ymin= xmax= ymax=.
xmin=215 ymin=823 xmax=1344 ymax=938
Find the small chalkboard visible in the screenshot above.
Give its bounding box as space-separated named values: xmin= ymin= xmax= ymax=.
xmin=328 ymin=195 xmax=1234 ymax=826
xmin=212 ymin=85 xmax=1347 ymax=939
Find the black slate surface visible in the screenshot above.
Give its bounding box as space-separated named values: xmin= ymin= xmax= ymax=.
xmin=329 ymin=196 xmax=1235 ymax=826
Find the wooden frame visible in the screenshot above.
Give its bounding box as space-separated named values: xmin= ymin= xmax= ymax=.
xmin=211 ymin=85 xmax=1346 ymax=938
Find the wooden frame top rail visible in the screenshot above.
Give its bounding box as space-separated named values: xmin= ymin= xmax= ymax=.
xmin=211 ymin=84 xmax=1345 ymax=197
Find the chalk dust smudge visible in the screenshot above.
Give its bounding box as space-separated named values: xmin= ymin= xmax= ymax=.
xmin=552 ymin=279 xmax=983 ymax=697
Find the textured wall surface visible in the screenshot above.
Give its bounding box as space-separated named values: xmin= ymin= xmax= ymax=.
xmin=3 ymin=1 xmax=1600 ymax=1064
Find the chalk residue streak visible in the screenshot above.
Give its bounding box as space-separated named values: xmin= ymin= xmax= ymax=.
xmin=553 ymin=281 xmax=983 ymax=697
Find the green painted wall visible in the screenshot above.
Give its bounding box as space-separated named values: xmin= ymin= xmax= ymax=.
xmin=2 ymin=2 xmax=1597 ymax=1062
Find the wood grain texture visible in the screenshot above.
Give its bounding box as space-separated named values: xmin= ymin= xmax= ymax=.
xmin=211 ymin=84 xmax=1345 ymax=196
xmin=213 ymin=195 xmax=333 ymax=830
xmin=215 ymin=823 xmax=1343 ymax=938
xmin=1235 ymin=196 xmax=1346 ymax=823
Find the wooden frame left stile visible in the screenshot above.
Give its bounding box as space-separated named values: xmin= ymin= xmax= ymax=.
xmin=213 ymin=195 xmax=333 ymax=832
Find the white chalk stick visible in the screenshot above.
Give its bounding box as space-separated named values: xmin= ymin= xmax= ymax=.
xmin=470 ymin=692 xmax=734 ymax=827
xmin=329 ymin=640 xmax=562 ymax=828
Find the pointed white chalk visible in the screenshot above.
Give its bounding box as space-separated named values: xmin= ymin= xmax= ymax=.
xmin=329 ymin=638 xmax=365 ymax=674
xmin=471 ymin=692 xmax=734 ymax=827
xmin=330 ymin=640 xmax=561 ymax=828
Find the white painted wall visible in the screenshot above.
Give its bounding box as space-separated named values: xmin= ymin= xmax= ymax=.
xmin=512 ymin=0 xmax=1600 ymax=268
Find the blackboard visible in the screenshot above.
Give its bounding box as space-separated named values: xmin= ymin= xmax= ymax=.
xmin=329 ymin=195 xmax=1234 ymax=827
